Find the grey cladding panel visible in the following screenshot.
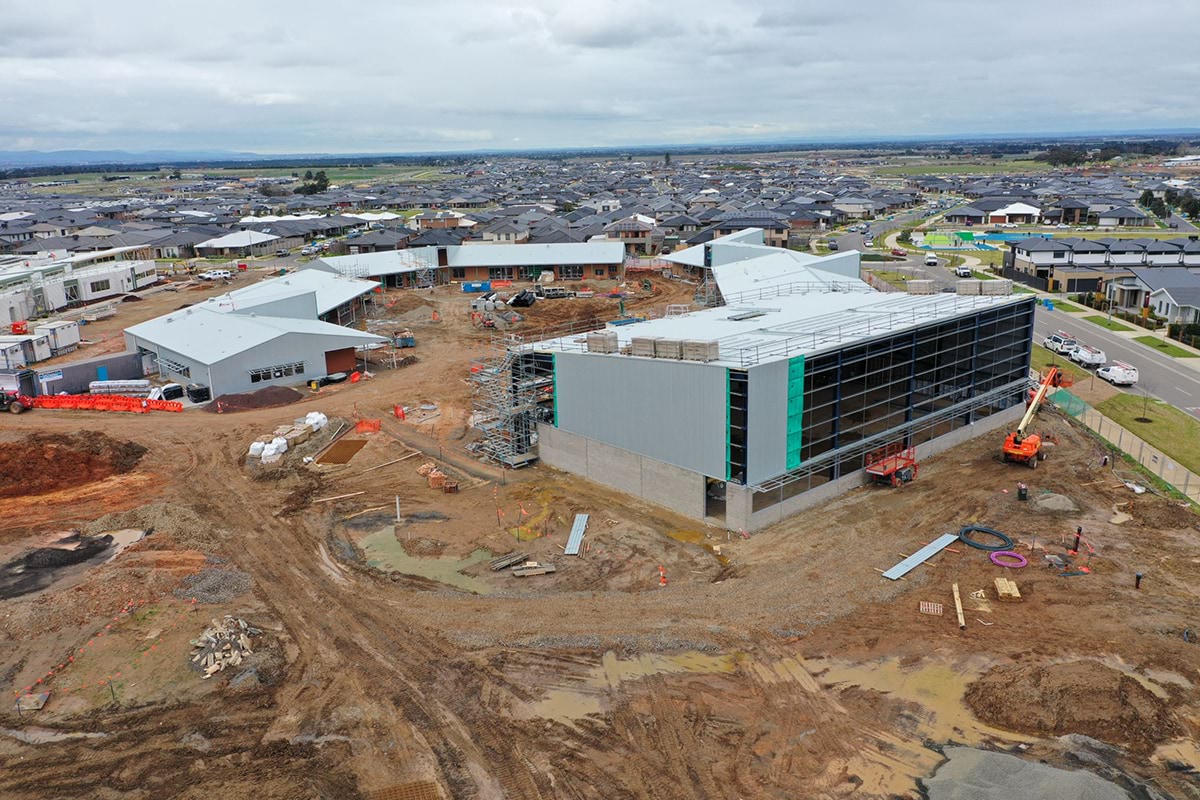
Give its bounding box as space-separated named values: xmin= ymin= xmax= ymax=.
xmin=746 ymin=360 xmax=788 ymax=484
xmin=554 ymin=352 xmax=727 ymax=478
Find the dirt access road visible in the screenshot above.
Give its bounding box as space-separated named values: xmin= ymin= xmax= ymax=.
xmin=0 ymin=279 xmax=1198 ymax=799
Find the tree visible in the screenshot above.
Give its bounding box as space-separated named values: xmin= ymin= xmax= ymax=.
xmin=1139 ymin=189 xmax=1155 ymax=207
xmin=664 ymin=152 xmax=671 ymax=166
xmin=304 ymin=169 xmax=314 ymax=180
xmin=313 ymin=170 xmax=329 ymax=191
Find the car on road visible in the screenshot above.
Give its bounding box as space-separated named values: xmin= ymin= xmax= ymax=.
xmin=864 ymin=238 xmax=874 ymax=247
xmin=1070 ymin=345 xmax=1106 ymax=368
xmin=827 ymin=240 xmax=839 ymax=251
xmin=1042 ymin=331 xmax=1079 ymax=355
xmin=197 ymin=269 xmax=232 ymax=281
xmin=1056 ymin=224 xmax=1070 ymax=229
xmin=891 ymin=248 xmax=907 ymax=256
xmin=1097 ymin=361 xmax=1138 ymax=386
xmin=274 ymin=249 xmax=289 ymax=257
xmin=300 ymin=246 xmax=314 ymax=256
xmin=924 ymin=253 xmax=939 ymax=267
xmin=954 ymin=265 xmax=973 ymax=278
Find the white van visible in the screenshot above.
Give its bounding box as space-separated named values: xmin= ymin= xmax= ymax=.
xmin=1041 ymin=331 xmax=1078 ymax=355
xmin=1097 ymin=361 xmax=1138 ymax=386
xmin=924 ymin=253 xmax=939 ymax=267
xmin=1070 ymin=345 xmax=1106 ymax=368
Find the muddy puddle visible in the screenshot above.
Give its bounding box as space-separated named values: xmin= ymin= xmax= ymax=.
xmin=666 ymin=529 xmax=731 ymax=565
xmin=357 ymin=527 xmax=492 ymax=594
xmin=0 ymin=727 xmax=109 ymax=744
xmin=520 ymin=650 xmax=1034 ymax=794
xmin=0 ymin=529 xmax=148 ymax=600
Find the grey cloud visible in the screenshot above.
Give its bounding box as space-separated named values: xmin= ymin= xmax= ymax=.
xmin=0 ymin=0 xmax=1198 ymax=153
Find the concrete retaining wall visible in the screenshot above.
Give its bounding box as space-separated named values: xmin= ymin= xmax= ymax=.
xmin=537 ymin=423 xmax=706 ymax=519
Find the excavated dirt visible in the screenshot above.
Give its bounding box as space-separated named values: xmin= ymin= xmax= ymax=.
xmin=204 ymin=385 xmax=304 ymax=413
xmin=0 ymin=432 xmax=146 ymax=499
xmin=1 ymin=281 xmax=1199 ymax=800
xmin=964 ymin=661 xmax=1181 ymax=750
xmin=1126 ymin=495 xmax=1198 ymax=530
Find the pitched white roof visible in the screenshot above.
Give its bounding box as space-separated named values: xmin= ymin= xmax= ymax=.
xmin=125 ymin=306 xmax=384 ymax=365
xmin=196 ymin=230 xmax=280 ymax=249
xmin=199 ymin=269 xmax=377 ymax=316
xmin=446 ymin=242 xmax=624 ymax=267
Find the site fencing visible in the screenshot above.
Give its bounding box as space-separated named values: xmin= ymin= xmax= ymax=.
xmin=1051 ymin=389 xmax=1200 ymax=503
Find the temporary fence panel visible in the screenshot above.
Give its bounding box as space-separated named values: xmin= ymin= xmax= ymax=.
xmin=565 ymin=513 xmax=589 ymax=556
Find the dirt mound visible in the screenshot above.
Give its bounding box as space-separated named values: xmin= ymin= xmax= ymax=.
xmin=1033 ymin=492 xmax=1077 ymax=512
xmin=1128 ymin=497 xmax=1197 ymax=530
xmin=965 ymin=661 xmax=1179 ymax=749
xmin=0 ymin=432 xmax=147 ymax=499
xmin=205 ymin=385 xmax=304 ymax=413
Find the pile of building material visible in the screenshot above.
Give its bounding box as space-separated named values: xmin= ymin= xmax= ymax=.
xmin=980 ymin=279 xmax=1013 ymax=296
xmin=489 ymin=550 xmax=556 ymax=577
xmin=247 ymin=412 xmax=329 ymax=463
xmin=956 ymin=279 xmax=982 ymax=296
xmin=190 ymin=616 xmax=261 ymax=679
xmin=416 ymin=460 xmax=452 ymax=490
xmin=906 ymin=280 xmax=936 ymax=295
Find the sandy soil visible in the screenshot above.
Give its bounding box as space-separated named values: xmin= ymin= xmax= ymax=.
xmin=0 ymin=278 xmax=1197 ymax=799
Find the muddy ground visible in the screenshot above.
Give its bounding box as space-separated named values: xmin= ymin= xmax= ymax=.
xmin=0 ymin=279 xmax=1197 ymax=799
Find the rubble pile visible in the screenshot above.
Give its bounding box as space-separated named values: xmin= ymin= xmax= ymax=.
xmin=190 ymin=616 xmax=261 ymax=679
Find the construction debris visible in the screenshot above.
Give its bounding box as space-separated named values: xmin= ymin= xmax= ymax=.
xmin=489 ymin=552 xmax=529 ymax=571
xmin=190 ymin=616 xmax=261 ymax=679
xmin=994 ymin=577 xmax=1022 ymax=602
xmin=918 ymin=601 xmax=944 ymax=616
xmin=511 ymin=561 xmax=557 ymax=577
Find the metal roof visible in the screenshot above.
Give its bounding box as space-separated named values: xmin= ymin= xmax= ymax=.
xmin=197 ymin=269 xmax=378 ymax=316
xmin=528 ymin=291 xmax=1026 ymax=368
xmin=124 ymin=306 xmax=385 ymax=365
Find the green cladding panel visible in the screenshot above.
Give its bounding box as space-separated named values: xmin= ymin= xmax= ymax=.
xmin=785 ymin=355 xmax=805 ymax=470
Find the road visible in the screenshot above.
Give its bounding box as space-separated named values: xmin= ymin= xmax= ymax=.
xmin=1164 ymin=212 xmax=1198 ymax=232
xmin=1032 ymin=307 xmax=1200 ymax=415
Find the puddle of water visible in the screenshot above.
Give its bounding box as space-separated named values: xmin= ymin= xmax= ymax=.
xmin=1092 ymin=655 xmax=1174 ymax=700
xmin=1154 ymin=738 xmax=1200 ymax=768
xmin=666 ymin=530 xmax=731 ymax=566
xmin=0 ymin=726 xmax=108 ymax=744
xmin=804 ymin=656 xmax=1035 ymax=745
xmin=592 ymin=650 xmax=736 ymax=690
xmin=358 ymin=527 xmax=492 ymax=594
xmin=1110 ymin=504 xmax=1133 ymax=525
xmin=529 ymin=689 xmax=604 ymax=726
xmin=103 ymin=529 xmax=146 ymax=563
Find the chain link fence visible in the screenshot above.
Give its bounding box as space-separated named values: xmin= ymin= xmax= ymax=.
xmin=1052 ymin=389 xmax=1200 ymax=503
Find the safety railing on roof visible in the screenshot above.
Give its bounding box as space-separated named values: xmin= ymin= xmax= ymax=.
xmin=721 ymin=280 xmax=875 ymax=305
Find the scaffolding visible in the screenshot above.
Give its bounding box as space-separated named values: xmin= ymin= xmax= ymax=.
xmin=693 ymin=267 xmax=723 ymax=307
xmin=470 ymin=319 xmax=603 ymax=468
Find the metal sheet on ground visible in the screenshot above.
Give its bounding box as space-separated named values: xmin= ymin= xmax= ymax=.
xmin=565 ymin=513 xmax=589 ymax=555
xmin=882 ymin=532 xmax=959 ymax=580
xmin=317 ymin=439 xmax=369 ymax=465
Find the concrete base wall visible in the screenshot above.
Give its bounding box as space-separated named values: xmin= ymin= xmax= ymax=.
xmin=540 ymin=403 xmax=1023 ymax=532
xmin=726 ymin=403 xmax=1024 ymax=533
xmin=537 ymin=423 xmax=706 ymax=519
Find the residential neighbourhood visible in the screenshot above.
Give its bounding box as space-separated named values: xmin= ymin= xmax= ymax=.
xmin=5 ymin=5 xmax=1200 ymax=794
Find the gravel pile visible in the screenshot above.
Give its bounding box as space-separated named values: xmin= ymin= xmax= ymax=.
xmin=923 ymin=747 xmax=1129 ymax=800
xmin=174 ymin=567 xmax=254 ymax=604
xmin=86 ymin=502 xmax=225 ymax=551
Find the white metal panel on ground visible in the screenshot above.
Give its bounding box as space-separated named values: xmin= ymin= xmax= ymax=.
xmin=565 ymin=514 xmax=589 ymax=555
xmin=881 ymin=533 xmax=959 ymax=580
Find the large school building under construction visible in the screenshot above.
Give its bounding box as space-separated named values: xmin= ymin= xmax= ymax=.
xmin=472 ymin=230 xmax=1036 ymax=531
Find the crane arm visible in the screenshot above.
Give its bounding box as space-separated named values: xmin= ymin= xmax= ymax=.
xmin=1016 ymin=367 xmax=1058 ymax=435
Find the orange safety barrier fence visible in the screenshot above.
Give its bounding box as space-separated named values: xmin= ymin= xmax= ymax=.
xmin=355 ymin=418 xmax=382 ymax=433
xmin=32 ymin=394 xmax=183 ymax=413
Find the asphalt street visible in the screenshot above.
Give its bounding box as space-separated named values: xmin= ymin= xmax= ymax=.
xmin=1032 ymin=307 xmax=1200 ymax=415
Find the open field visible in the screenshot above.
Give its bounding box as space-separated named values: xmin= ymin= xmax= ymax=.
xmin=1096 ymin=393 xmax=1200 ymax=475
xmin=0 ymin=278 xmax=1197 ymax=799
xmin=873 ymin=159 xmax=1048 ymax=176
xmin=18 ymin=165 xmax=451 ymax=195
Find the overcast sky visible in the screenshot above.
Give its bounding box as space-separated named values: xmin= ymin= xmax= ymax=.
xmin=1 ymin=0 xmax=1197 ymax=154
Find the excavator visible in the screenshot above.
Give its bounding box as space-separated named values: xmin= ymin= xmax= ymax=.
xmin=1001 ymin=366 xmax=1061 ymax=468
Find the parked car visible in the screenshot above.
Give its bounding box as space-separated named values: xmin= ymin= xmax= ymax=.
xmin=274 ymin=249 xmax=289 ymax=257
xmin=827 ymin=240 xmax=839 ymax=251
xmin=863 ymin=238 xmax=874 ymax=248
xmin=1042 ymin=331 xmax=1079 ymax=355
xmin=1056 ymin=223 xmax=1070 ymax=229
xmin=300 ymin=246 xmax=314 ymax=256
xmin=924 ymin=253 xmax=939 ymax=267
xmin=1070 ymin=345 xmax=1106 ymax=368
xmin=954 ymin=265 xmax=973 ymax=278
xmin=1097 ymin=361 xmax=1138 ymax=386
xmin=197 ymin=269 xmax=232 ymax=281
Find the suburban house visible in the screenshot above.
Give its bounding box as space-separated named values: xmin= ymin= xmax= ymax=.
xmin=602 ymin=216 xmax=658 ymax=255
xmin=988 ymin=202 xmax=1040 ymax=225
xmin=194 ymin=230 xmax=285 ymax=258
xmin=1097 ymin=207 xmax=1150 ymax=227
xmin=1108 ymin=268 xmax=1200 ymax=322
